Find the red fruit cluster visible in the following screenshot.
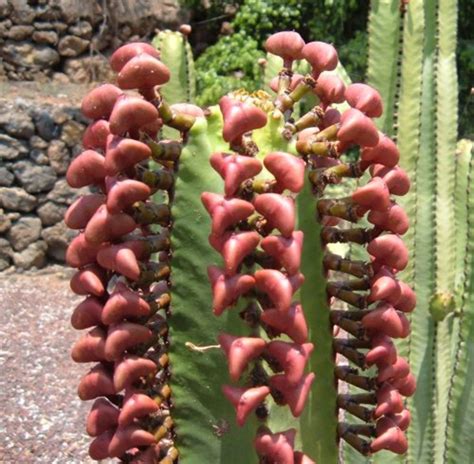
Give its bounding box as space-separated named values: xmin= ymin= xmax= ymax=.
xmin=65 ymin=42 xmax=187 ymax=462
xmin=265 ymin=31 xmax=415 ymax=456
xmin=202 ymin=98 xmax=316 ymax=462
xmin=64 ymin=29 xmax=417 ymax=461
xmin=265 ymin=33 xmax=416 ymax=456
xmin=201 ymin=30 xmax=416 ymax=461
xmin=310 ymin=96 xmax=415 ymax=455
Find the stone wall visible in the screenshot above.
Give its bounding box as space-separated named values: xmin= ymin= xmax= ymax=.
xmin=0 ymin=87 xmax=92 ymax=270
xmin=0 ymin=0 xmax=187 ymax=83
xmin=0 ymin=0 xmax=190 ymax=271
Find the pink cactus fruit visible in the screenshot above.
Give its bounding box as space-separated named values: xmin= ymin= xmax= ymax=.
xmin=345 ymin=83 xmax=383 ymax=118
xmin=254 ymin=428 xmax=297 ymax=464
xmin=269 ymin=372 xmax=315 ymax=417
xmin=208 ymin=266 xmax=255 ymax=316
xmin=220 ymin=96 xmax=267 ymax=143
xmin=219 ymin=334 xmax=266 ymax=381
xmin=254 ymin=193 xmax=296 ymax=237
xmin=264 ymin=152 xmax=306 ymax=193
xmin=261 ymin=231 xmax=304 ymax=275
xmin=210 ymin=152 xmax=262 ymax=196
xmin=302 ymin=41 xmax=338 ymax=78
xmin=265 ymin=31 xmax=306 ymax=66
xmin=222 ymin=385 xmax=271 ymax=426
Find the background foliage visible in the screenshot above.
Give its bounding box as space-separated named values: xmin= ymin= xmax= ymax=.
xmin=181 ymin=0 xmax=472 ymax=138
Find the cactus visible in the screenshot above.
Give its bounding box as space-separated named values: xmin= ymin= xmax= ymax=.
xmin=64 ymin=28 xmax=427 ymax=463
xmin=152 ymin=30 xmax=196 ymax=106
xmin=340 ymin=1 xmax=474 ymax=463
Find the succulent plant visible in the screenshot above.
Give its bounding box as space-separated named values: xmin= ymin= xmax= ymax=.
xmin=62 ymin=24 xmax=425 ymax=464
xmin=340 ymin=1 xmax=474 ymax=464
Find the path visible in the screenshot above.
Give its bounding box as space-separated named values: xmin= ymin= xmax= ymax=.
xmin=0 ymin=267 xmax=99 ymax=463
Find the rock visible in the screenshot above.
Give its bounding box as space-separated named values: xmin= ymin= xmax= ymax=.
xmin=71 ymin=144 xmax=82 ymax=157
xmin=58 ymin=35 xmax=90 ymax=57
xmin=68 ymin=21 xmax=93 ymax=39
xmin=6 ymin=211 xmax=20 ymax=221
xmin=0 ymin=238 xmax=12 ymax=271
xmin=0 ymin=0 xmax=12 ymax=18
xmin=34 ymin=111 xmax=60 ymax=140
xmin=118 ymin=24 xmax=133 ymax=42
xmin=46 ymin=179 xmax=88 ymax=205
xmin=29 ymin=135 xmax=49 ymax=150
xmin=0 ymin=106 xmax=35 ymax=139
xmin=41 ymin=221 xmax=76 ymax=261
xmin=2 ymin=41 xmax=60 ymax=68
xmin=0 ymin=187 xmax=37 ymax=212
xmin=7 ymin=216 xmax=42 ymax=251
xmin=46 ymin=0 xmax=103 ymax=25
xmin=33 ymin=45 xmax=59 ymax=68
xmin=33 ymin=21 xmax=67 ymax=33
xmin=47 ymin=139 xmax=70 ymax=174
xmin=0 ymin=257 xmax=10 ymax=271
xmin=8 ymin=1 xmax=36 ymax=25
xmin=73 ymin=111 xmax=89 ymax=126
xmin=51 ymin=107 xmax=70 ymax=125
xmin=52 ymin=20 xmax=69 ymax=33
xmin=13 ymin=97 xmax=34 ymax=112
xmin=12 ymin=161 xmax=57 ymax=193
xmin=29 ymin=149 xmax=49 ymax=165
xmin=0 ymin=167 xmax=14 ymax=187
xmin=3 ymin=60 xmax=14 ymax=71
xmin=32 ymin=46 xmax=61 ymax=68
xmin=0 ymin=134 xmax=28 ymax=160
xmin=52 ymin=72 xmax=71 ymax=84
xmin=32 ymin=30 xmax=59 ymax=45
xmin=12 ymin=240 xmax=47 ymax=269
xmin=64 ymin=55 xmax=114 ymax=83
xmin=37 ymin=201 xmax=67 ymax=226
xmin=107 ymin=0 xmax=187 ymax=33
xmin=36 ymin=193 xmax=48 ymax=206
xmin=35 ymin=4 xmax=62 ymax=21
xmin=90 ymin=30 xmax=113 ymax=52
xmin=0 ymin=208 xmax=11 ymax=233
xmin=7 ymin=24 xmax=34 ymax=40
xmin=33 ymin=21 xmax=52 ymax=30
xmin=61 ymin=120 xmax=84 ymax=147
xmin=0 ymin=19 xmax=12 ymax=37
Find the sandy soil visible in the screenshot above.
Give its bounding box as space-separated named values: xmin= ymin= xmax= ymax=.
xmin=0 ymin=267 xmax=101 ymax=463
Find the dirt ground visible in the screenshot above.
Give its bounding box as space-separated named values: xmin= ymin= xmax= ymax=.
xmin=0 ymin=266 xmax=103 ymax=463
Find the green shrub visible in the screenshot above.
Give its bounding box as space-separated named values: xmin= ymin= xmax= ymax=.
xmin=194 ymin=0 xmax=368 ymax=106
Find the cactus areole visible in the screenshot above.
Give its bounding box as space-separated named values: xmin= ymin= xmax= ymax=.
xmin=65 ymin=31 xmax=416 ymax=463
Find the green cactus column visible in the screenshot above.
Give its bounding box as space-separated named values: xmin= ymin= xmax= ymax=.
xmin=397 ymin=1 xmax=433 ymax=463
xmin=366 ymin=0 xmax=403 ymax=136
xmin=166 ymin=110 xmax=260 ymax=464
xmin=432 ymin=0 xmax=460 ymax=462
xmin=153 ymin=30 xmax=196 ymax=104
xmin=360 ymin=0 xmax=473 ymax=463
xmin=444 ymin=140 xmax=474 ymax=464
xmin=297 ymin=182 xmax=339 ymax=464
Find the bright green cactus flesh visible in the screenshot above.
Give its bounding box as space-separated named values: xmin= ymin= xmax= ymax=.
xmin=355 ymin=1 xmax=474 ymax=463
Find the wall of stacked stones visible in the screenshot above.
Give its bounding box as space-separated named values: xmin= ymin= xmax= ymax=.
xmin=0 ymin=96 xmax=90 ymax=270
xmin=0 ymin=0 xmax=186 ymax=83
xmin=0 ymin=0 xmax=188 ymax=270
